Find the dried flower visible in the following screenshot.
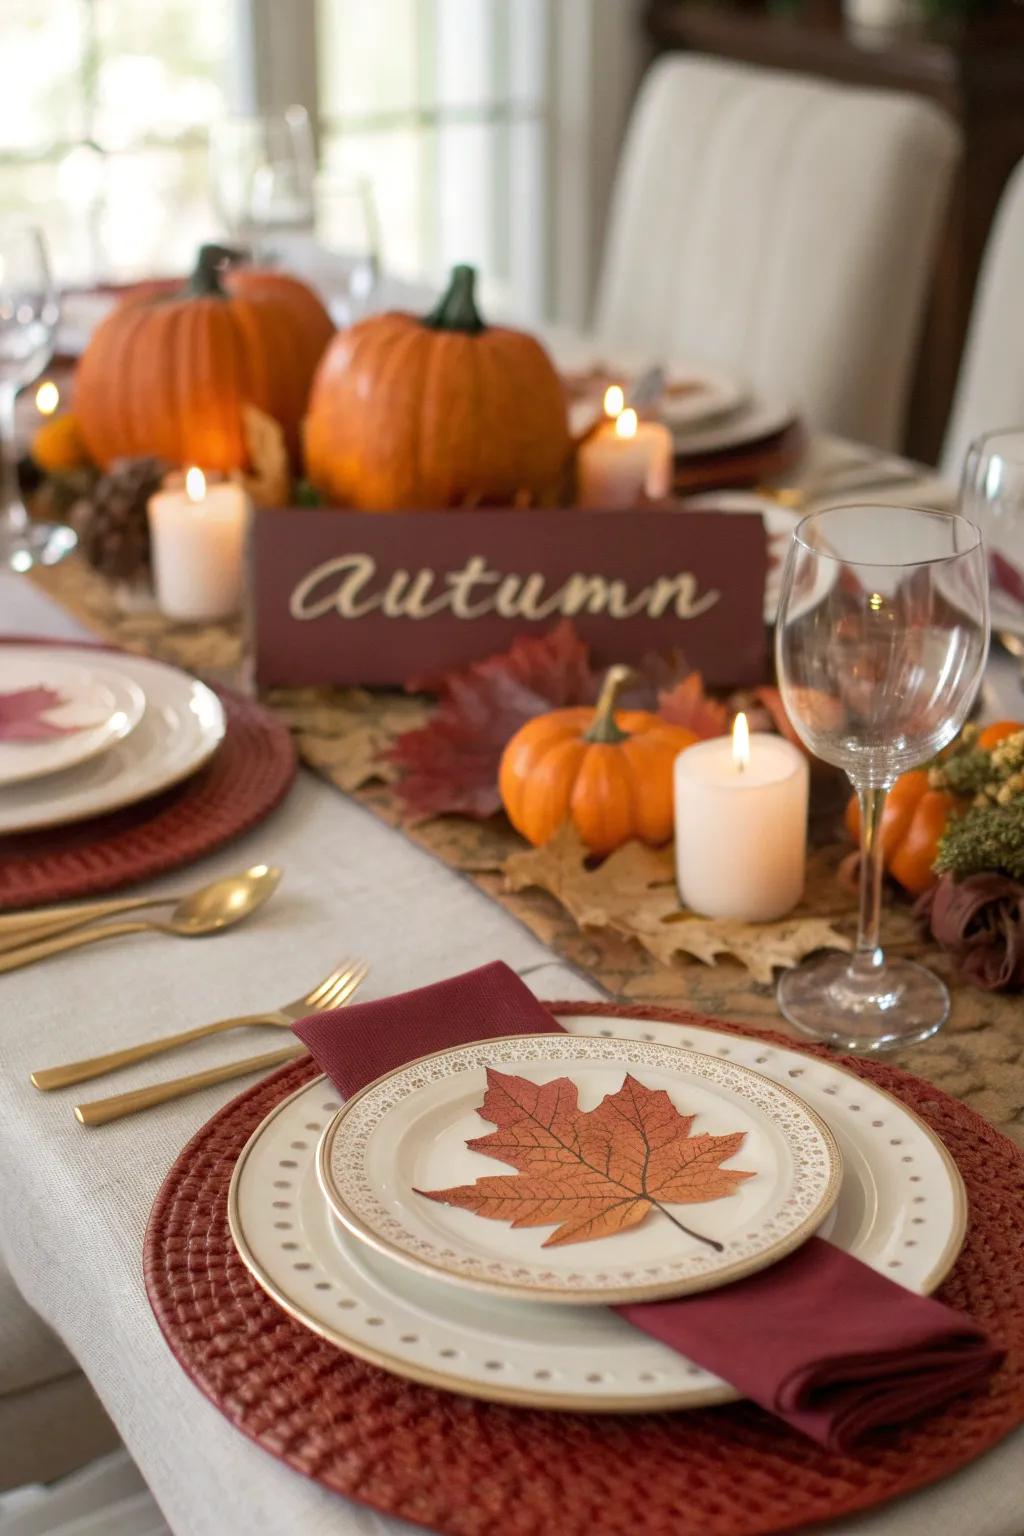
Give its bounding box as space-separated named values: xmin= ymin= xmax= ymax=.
xmin=917 ymin=873 xmax=1024 ymax=992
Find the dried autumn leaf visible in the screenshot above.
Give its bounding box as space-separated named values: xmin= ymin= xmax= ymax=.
xmin=237 ymin=403 xmax=291 ymax=508
xmin=389 ymin=622 xmax=598 ymax=821
xmin=657 ymin=672 xmax=730 ymax=739
xmin=417 ymin=1067 xmax=752 ymax=1248
xmin=504 ymin=823 xmax=850 ymax=984
xmin=268 ymin=687 xmax=429 ymax=793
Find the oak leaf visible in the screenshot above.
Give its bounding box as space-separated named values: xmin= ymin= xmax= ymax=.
xmin=504 ymin=823 xmax=851 ymax=984
xmin=417 ymin=1067 xmax=752 ymax=1248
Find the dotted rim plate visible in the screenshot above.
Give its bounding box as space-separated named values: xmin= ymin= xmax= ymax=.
xmin=316 ymin=1035 xmax=843 ymax=1305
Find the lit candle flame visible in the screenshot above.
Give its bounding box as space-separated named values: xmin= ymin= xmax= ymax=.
xmin=614 ymin=407 xmax=638 ymax=441
xmin=732 ymin=711 xmax=750 ymax=773
xmin=35 ymin=380 xmax=59 ymax=416
xmin=185 ymin=467 xmax=206 ymax=503
xmin=603 ymin=384 xmax=625 ymax=418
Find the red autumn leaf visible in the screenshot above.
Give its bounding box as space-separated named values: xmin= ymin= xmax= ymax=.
xmin=657 ymin=672 xmax=730 ymax=739
xmin=0 ymin=687 xmax=80 ymax=742
xmin=388 ymin=622 xmax=598 ymax=821
xmin=417 ymin=1067 xmax=753 ymax=1248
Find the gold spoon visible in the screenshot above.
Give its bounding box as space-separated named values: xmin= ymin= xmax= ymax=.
xmin=0 ymin=865 xmax=281 ymax=975
xmin=0 ymin=865 xmax=280 ymax=955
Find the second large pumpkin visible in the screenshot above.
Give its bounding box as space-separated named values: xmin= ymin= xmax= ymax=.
xmin=75 ymin=245 xmax=334 ymax=472
xmin=305 ymin=264 xmax=571 ymax=510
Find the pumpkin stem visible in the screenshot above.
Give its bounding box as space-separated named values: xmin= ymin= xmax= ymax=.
xmin=188 ymin=244 xmax=244 ymax=298
xmin=585 ymin=666 xmax=634 ymax=744
xmin=423 ymin=264 xmax=486 ymax=335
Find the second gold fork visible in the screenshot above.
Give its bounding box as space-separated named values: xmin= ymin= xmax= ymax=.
xmin=31 ymin=958 xmax=368 ymax=1091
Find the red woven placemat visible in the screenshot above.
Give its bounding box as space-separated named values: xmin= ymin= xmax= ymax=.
xmin=144 ymin=1004 xmax=1024 ymax=1536
xmin=0 ymin=643 xmax=296 ymax=909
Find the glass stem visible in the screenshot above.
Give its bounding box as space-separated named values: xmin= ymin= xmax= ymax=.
xmin=0 ymin=383 xmax=27 ymax=534
xmin=852 ymin=784 xmax=889 ymax=977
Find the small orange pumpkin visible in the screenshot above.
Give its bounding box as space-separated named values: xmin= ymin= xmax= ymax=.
xmin=75 ymin=245 xmax=334 ymax=472
xmin=845 ymin=770 xmax=962 ymax=895
xmin=500 ymin=666 xmax=700 ymax=855
xmin=305 ymin=263 xmax=571 ymax=510
xmin=31 ymin=412 xmax=91 ymax=473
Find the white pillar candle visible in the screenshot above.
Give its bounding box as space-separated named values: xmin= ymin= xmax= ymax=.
xmin=147 ymin=468 xmax=250 ymax=623
xmin=577 ymin=404 xmax=674 ymax=509
xmin=674 ymin=714 xmax=809 ymax=921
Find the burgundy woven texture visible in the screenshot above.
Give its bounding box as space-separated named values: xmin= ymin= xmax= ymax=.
xmin=144 ymin=1004 xmax=1024 ymax=1536
xmin=0 ymin=644 xmax=296 ymax=909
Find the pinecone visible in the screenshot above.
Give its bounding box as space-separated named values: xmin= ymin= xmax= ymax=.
xmin=73 ymin=457 xmax=167 ymax=582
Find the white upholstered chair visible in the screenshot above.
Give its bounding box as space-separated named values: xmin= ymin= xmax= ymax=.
xmin=594 ymin=56 xmax=960 ymax=451
xmin=942 ymin=157 xmax=1024 ymax=481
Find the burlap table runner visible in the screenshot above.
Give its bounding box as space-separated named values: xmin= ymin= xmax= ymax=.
xmin=27 ymin=554 xmax=1024 ymax=1147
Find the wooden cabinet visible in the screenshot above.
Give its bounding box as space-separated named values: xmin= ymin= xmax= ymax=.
xmin=645 ymin=0 xmax=1024 ymax=462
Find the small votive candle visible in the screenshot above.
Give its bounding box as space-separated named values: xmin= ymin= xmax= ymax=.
xmin=674 ymin=713 xmax=809 ymax=921
xmin=147 ymin=468 xmax=250 ymax=623
xmin=577 ymin=391 xmax=674 ymax=509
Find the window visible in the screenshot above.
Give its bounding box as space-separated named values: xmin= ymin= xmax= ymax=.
xmin=317 ymin=0 xmax=551 ymax=319
xmin=0 ymin=0 xmax=229 ymax=284
xmin=0 ymin=0 xmax=637 ymax=324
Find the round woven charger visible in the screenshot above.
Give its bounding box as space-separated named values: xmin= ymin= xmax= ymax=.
xmin=144 ymin=1003 xmax=1024 ymax=1536
xmin=0 ymin=642 xmax=296 ymax=909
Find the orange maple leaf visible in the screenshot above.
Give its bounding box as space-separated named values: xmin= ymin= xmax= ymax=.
xmin=416 ymin=1069 xmax=754 ymax=1249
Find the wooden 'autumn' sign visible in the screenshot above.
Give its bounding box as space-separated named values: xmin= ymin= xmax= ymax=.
xmin=417 ymin=1068 xmax=754 ymax=1250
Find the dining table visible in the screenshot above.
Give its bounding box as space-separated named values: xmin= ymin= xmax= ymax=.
xmin=1 ymin=434 xmax=1022 ymax=1536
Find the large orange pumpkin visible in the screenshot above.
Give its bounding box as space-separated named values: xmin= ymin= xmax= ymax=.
xmin=499 ymin=666 xmax=700 ymax=856
xmin=75 ymin=245 xmax=334 ymax=472
xmin=305 ymin=264 xmax=571 ymax=510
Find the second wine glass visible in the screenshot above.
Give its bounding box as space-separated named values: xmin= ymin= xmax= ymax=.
xmin=775 ymin=504 xmax=988 ymax=1051
xmin=0 ymin=220 xmax=76 ymax=571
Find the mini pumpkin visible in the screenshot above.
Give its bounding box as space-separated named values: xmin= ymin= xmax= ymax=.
xmin=304 ymin=263 xmax=571 ymax=510
xmin=845 ymin=770 xmax=962 ymax=896
xmin=499 ymin=666 xmax=700 ymax=855
xmin=31 ymin=412 xmax=91 ymax=473
xmin=75 ymin=245 xmax=334 ymax=472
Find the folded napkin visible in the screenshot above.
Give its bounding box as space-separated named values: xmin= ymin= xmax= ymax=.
xmin=294 ymin=961 xmax=1002 ymax=1451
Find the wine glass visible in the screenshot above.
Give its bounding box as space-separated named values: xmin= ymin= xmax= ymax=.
xmin=775 ymin=504 xmax=989 ymax=1051
xmin=959 ymin=427 xmax=1024 ymax=651
xmin=208 ymin=106 xmax=315 ymax=250
xmin=313 ymin=174 xmax=381 ymax=325
xmin=0 ymin=221 xmax=76 ymax=571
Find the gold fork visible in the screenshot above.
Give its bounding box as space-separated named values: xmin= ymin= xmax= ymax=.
xmin=32 ymin=959 xmax=368 ymax=1091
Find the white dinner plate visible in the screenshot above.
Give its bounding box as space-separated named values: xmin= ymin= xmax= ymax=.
xmin=0 ymin=650 xmax=145 ymax=788
xmin=0 ymin=649 xmax=226 ymax=835
xmin=229 ymin=1014 xmax=966 ymax=1414
xmin=317 ymin=1035 xmax=841 ymax=1305
xmin=675 ymin=397 xmax=796 ymax=458
xmin=545 ymin=328 xmax=748 ymax=436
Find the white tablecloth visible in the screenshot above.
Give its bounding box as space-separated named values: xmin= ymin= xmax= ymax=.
xmin=1 ymin=567 xmax=1022 ymax=1536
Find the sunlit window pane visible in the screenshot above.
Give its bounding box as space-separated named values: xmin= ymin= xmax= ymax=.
xmin=432 ymin=0 xmax=495 ymax=110
xmin=0 ymin=0 xmax=87 ymax=154
xmin=318 ymin=0 xmax=419 ymax=121
xmin=93 ymin=0 xmax=228 ymax=148
xmin=322 ymin=127 xmax=424 ymax=280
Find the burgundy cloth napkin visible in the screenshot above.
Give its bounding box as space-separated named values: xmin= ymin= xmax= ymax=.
xmin=293 ymin=961 xmax=1002 ymax=1451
